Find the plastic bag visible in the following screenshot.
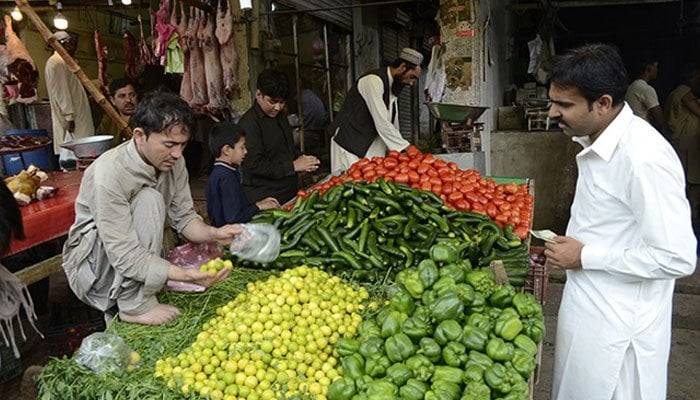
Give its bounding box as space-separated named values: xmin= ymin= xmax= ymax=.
xmin=165 ymin=242 xmax=223 ymax=292
xmin=74 ymin=332 xmax=141 ymax=374
xmin=229 ymin=223 xmax=281 ymax=263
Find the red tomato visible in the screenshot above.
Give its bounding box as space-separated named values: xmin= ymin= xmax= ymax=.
xmin=385 ymin=170 xmax=398 ymax=178
xmin=422 ymin=154 xmax=436 ymax=164
xmin=506 ymin=195 xmax=516 ymax=202
xmin=471 ymin=204 xmax=487 ymax=214
xmin=460 ymin=183 xmax=475 ymax=193
xmin=495 ymin=214 xmax=509 ymax=225
xmin=399 ymin=166 xmax=410 ymax=174
xmin=375 ymin=167 xmax=388 ymax=176
xmin=408 ymin=171 xmax=420 ymax=183
xmin=419 ymin=174 xmax=430 ymax=183
xmin=477 ymin=195 xmax=489 ymax=205
xmin=514 ymin=226 xmax=529 ymax=239
xmin=406 ymin=145 xmax=421 ymax=157
xmin=364 ymin=170 xmax=377 ymax=179
xmin=297 ymin=190 xmax=307 ymax=197
xmin=493 ymin=198 xmax=505 ymax=206
xmin=500 ymin=203 xmax=512 ymax=211
xmin=427 ymin=168 xmax=439 ymax=178
xmin=440 ymin=194 xmax=447 ymax=202
xmin=388 ymin=150 xmax=400 ymax=159
xmin=361 ymin=164 xmax=376 ymax=173
xmin=441 ymin=175 xmax=455 ymax=183
xmin=454 ymin=199 xmax=469 ymax=210
xmin=447 ymin=162 xmax=459 ymax=171
xmin=432 ymin=184 xmax=443 ymax=194
xmin=408 ymin=160 xmax=420 ymax=170
xmin=398 ymin=154 xmax=410 ymax=162
xmin=448 ymin=191 xmax=464 ymax=202
xmin=509 ymin=216 xmax=522 ymax=225
xmin=429 ymin=177 xmax=443 ymax=186
xmin=484 ymin=192 xmax=494 ymax=200
xmin=487 ymin=204 xmax=498 ymax=218
xmin=438 ymin=167 xmax=451 ymax=176
xmin=433 ymin=159 xmax=447 ymax=169
xmin=411 ymin=183 xmax=421 ymax=189
xmin=504 ymin=183 xmax=518 ymax=194
xmin=357 ymin=158 xmax=370 ymax=167
xmin=395 ymin=173 xmax=409 ymax=184
xmin=466 ymin=193 xmax=480 ymax=204
xmin=420 ymin=181 xmax=432 ymax=191
xmin=442 ymin=184 xmax=453 ymax=195
xmin=383 ymin=158 xmax=398 ymax=170
xmin=417 ymin=164 xmax=430 ymax=174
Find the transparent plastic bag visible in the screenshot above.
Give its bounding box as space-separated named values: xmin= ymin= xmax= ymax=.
xmin=165 ymin=242 xmax=224 ymax=292
xmin=74 ymin=332 xmax=141 ymax=374
xmin=229 ymin=223 xmax=281 ymax=263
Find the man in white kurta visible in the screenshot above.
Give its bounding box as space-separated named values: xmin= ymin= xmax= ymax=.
xmin=546 ymin=44 xmax=697 ymax=400
xmin=330 ymin=48 xmax=423 ymax=174
xmin=45 ymin=31 xmax=94 ymax=155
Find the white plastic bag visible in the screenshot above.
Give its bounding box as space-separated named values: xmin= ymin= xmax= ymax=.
xmin=74 ymin=332 xmax=140 ymax=374
xmin=229 ymin=223 xmax=281 ymax=263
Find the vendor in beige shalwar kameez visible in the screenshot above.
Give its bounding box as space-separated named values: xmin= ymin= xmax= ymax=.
xmin=45 ymin=31 xmax=94 ymax=164
xmin=62 ymin=92 xmax=240 ymax=326
xmin=329 ymin=48 xmax=423 ymax=174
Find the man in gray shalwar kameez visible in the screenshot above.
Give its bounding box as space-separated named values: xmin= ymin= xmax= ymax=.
xmin=62 ymin=92 xmax=240 ymax=326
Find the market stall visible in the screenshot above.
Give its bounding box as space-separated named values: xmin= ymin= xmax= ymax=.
xmin=36 ymin=147 xmax=547 ymax=400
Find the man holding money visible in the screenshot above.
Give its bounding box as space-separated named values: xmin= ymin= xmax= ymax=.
xmin=545 ymin=44 xmax=696 ymax=400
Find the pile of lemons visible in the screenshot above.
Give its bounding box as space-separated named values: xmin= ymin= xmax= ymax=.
xmin=155 ymin=266 xmax=369 ymax=400
xmin=199 ymin=257 xmax=233 ymax=274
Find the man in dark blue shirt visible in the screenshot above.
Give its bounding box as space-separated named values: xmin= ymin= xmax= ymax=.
xmin=206 ymin=122 xmax=279 ymax=227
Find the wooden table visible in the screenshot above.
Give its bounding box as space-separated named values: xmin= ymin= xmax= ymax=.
xmin=7 ymin=171 xmax=82 ymax=284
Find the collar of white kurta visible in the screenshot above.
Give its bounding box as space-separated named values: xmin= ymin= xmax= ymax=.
xmin=125 ymin=138 xmax=159 ymax=183
xmin=572 ymin=103 xmax=634 ymax=162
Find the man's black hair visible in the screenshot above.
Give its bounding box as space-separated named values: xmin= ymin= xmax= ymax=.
xmin=550 ymin=43 xmax=628 ymax=108
xmin=0 ymin=182 xmax=24 ymax=256
xmin=389 ymin=58 xmax=418 ymax=70
xmin=257 ymin=69 xmax=290 ymax=100
xmin=129 ymin=90 xmax=195 ymax=137
xmin=108 ymin=78 xmax=136 ymax=97
xmin=209 ymin=122 xmax=245 ymax=157
xmin=628 ymin=55 xmax=658 ymax=78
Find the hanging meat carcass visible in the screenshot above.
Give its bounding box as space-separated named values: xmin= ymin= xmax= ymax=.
xmin=216 ymin=0 xmax=238 ymax=97
xmin=203 ymin=13 xmax=226 ymax=110
xmin=154 ymin=0 xmax=177 ymax=66
xmin=0 ymin=15 xmax=38 ymax=104
xmin=188 ymin=8 xmax=208 ymax=108
xmin=176 ymin=1 xmax=193 ymax=105
xmin=94 ymin=30 xmax=108 ymax=95
xmin=138 ymin=15 xmax=156 ymax=66
xmin=123 ymin=31 xmax=138 ymax=81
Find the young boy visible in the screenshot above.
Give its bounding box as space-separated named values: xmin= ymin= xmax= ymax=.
xmin=206 ymin=122 xmax=279 ymax=227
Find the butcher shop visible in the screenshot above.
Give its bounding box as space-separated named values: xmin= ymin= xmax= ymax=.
xmin=1 ymin=0 xmax=700 ymax=400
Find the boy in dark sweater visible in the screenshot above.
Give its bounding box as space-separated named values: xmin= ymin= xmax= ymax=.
xmin=206 ymin=122 xmax=279 ymax=227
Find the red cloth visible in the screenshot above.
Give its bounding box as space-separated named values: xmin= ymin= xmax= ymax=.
xmin=7 ymin=171 xmax=82 ymax=256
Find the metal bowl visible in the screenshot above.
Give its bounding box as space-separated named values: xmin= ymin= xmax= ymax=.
xmin=427 ymin=102 xmax=489 ymax=123
xmin=60 ymin=135 xmax=114 ymax=159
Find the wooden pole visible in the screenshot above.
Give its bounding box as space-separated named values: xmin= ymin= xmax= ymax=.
xmin=14 ymin=0 xmax=132 ymax=140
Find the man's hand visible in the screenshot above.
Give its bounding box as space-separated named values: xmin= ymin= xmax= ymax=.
xmin=256 ymin=197 xmax=280 ymax=210
xmin=544 ymin=236 xmax=584 ymax=270
xmin=293 ymin=155 xmax=320 ymax=173
xmin=210 ymin=224 xmax=244 ymax=245
xmin=187 ymin=267 xmax=231 ymax=289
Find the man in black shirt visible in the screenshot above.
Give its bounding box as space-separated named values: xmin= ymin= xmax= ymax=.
xmin=239 ymin=70 xmax=319 ymax=204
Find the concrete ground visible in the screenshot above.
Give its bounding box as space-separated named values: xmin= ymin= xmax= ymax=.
xmin=534 ymin=267 xmax=700 ymax=400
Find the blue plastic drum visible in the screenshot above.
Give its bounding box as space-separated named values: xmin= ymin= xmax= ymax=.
xmin=1 ymin=129 xmax=53 ymax=176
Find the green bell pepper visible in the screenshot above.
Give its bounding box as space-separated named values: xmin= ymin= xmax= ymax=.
xmin=404 ymin=354 xmax=435 ymax=382
xmin=434 ymin=319 xmax=463 ymax=345
xmin=469 ymin=292 xmax=487 ymax=314
xmin=432 ymin=276 xmax=457 ymax=297
xmin=429 ymin=293 xmax=465 ymax=322
xmin=413 ymin=305 xmax=432 ymax=322
xmin=484 ymin=363 xmax=511 ymax=394
xmin=460 ymin=381 xmax=491 ymax=400
xmin=486 ymin=338 xmax=515 ymax=362
xmin=389 ymin=287 xmax=417 ymax=315
xmin=359 ymin=320 xmax=382 ymax=339
xmin=354 ymin=375 xmax=373 ymax=392
xmin=337 ymin=338 xmax=361 ymax=357
xmin=382 ymin=311 xmax=409 ymax=338
xmin=430 ymin=242 xmax=459 ymax=263
xmin=400 ymin=270 xmax=425 ymax=299
xmin=466 ymin=350 xmax=493 ymax=370
xmin=400 ymin=378 xmax=429 ymax=400
xmin=386 ymin=363 xmax=413 ymax=386
xmin=513 ymin=334 xmax=538 ymax=356
xmin=431 ymin=366 xmax=464 ymax=385
xmin=385 ymin=333 xmax=416 ymax=363
xmin=442 ymin=341 xmax=468 ymax=367
xmin=494 ymin=312 xmax=523 ymax=341
xmin=461 ymin=325 xmax=488 ymax=351
xmin=489 ymin=284 xmax=516 ymax=308
xmin=509 ymin=379 xmax=529 ymax=396
xmin=512 ymin=293 xmax=542 ymax=318
xmin=431 ymin=379 xmax=462 ymax=400
xmin=462 ymin=364 xmax=485 ymax=383
xmin=418 ymin=337 xmax=442 ymax=363
xmin=351 ymin=393 xmax=368 ymax=400
xmin=359 ymin=337 xmax=384 ymax=360
xmin=328 ymin=377 xmax=357 ymax=400
xmin=465 ymin=269 xmax=497 ymax=297
xmin=511 ymin=348 xmax=536 ymax=379
xmin=365 ymin=355 xmax=391 ymax=378
xmin=342 ymin=353 xmax=365 ymax=380
xmin=422 ymin=289 xmax=438 ymax=306
xmin=467 ymin=313 xmax=493 ymax=334
xmin=418 ymin=259 xmax=440 ymax=288
xmin=454 ymin=283 xmax=476 ymax=305
xmin=366 ymin=379 xmax=398 ymax=399
xmin=402 ymin=316 xmax=432 ymax=340
xmin=440 ymin=263 xmax=467 ymax=283
xmin=522 ymin=317 xmax=545 ymax=344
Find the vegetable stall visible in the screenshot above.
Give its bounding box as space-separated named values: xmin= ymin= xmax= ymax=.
xmin=38 ymin=147 xmax=547 ymax=400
